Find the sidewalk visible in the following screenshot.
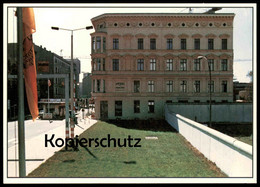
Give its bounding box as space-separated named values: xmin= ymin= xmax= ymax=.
xmin=7 ymin=113 xmax=97 ymax=177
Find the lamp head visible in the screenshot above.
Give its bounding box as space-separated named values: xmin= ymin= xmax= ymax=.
xmin=51 ymin=27 xmax=59 ymax=30
xmin=86 ymin=26 xmax=93 ymax=30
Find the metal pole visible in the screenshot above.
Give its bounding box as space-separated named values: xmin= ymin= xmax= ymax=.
xmin=70 ymin=31 xmax=75 ymax=138
xmin=17 ymin=7 xmax=26 ymax=177
xmin=48 ymin=79 xmax=50 ymax=113
xmin=65 ymin=75 xmax=70 ymax=139
xmin=208 ymin=61 xmax=212 ymax=127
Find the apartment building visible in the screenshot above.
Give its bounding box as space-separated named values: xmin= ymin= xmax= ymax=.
xmin=90 ymin=13 xmax=235 ymax=120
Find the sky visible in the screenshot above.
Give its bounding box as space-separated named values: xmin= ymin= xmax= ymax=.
xmin=6 ymin=4 xmax=254 ymax=83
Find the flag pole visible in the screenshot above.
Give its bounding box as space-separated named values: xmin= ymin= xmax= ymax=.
xmin=17 ymin=7 xmax=26 ymax=177
xmin=48 ymin=79 xmax=50 ymax=113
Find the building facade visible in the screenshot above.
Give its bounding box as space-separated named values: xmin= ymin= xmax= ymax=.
xmin=90 ymin=13 xmax=235 ymax=120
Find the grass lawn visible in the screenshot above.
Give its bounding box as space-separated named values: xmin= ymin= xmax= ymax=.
xmin=27 ymin=120 xmax=227 ymax=178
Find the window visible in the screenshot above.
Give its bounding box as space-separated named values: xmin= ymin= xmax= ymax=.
xmin=138 ymin=38 xmax=144 ymax=49
xmin=150 ymin=38 xmax=156 ymax=50
xmin=194 ymin=59 xmax=200 ymax=71
xmin=92 ymin=59 xmax=96 ymax=71
xmin=102 ymin=58 xmax=106 ymax=71
xmin=134 ymin=100 xmax=140 ymax=113
xmin=137 ymin=59 xmax=144 ymax=71
xmin=194 ymin=81 xmax=200 ymax=93
xmin=93 ymin=80 xmax=95 ymax=92
xmin=167 ymin=39 xmax=173 ymax=50
xmin=208 ymin=59 xmax=214 ymax=71
xmin=208 ymin=39 xmax=214 ymax=50
xmin=103 ymin=37 xmax=106 ymax=52
xmin=148 ymin=100 xmax=155 ymax=113
xmin=113 ymin=38 xmax=119 ymax=50
xmin=103 ymin=80 xmax=106 ymax=93
xmin=222 ymin=81 xmax=228 ymax=93
xmin=96 ymin=58 xmax=101 ymax=71
xmin=208 ymin=80 xmax=214 ymax=93
xmin=92 ymin=37 xmax=95 ymax=52
xmin=222 ymin=39 xmax=227 ymax=50
xmin=166 ymin=80 xmax=173 ymax=92
xmin=115 ymin=101 xmax=122 ymax=116
xmin=96 ymin=37 xmax=101 ymax=52
xmin=150 ymin=59 xmax=156 ymax=71
xmin=180 ymin=59 xmax=187 ymax=71
xmin=180 ymin=80 xmax=187 ymax=93
xmin=97 ymin=79 xmax=101 ymax=92
xmin=166 ymin=59 xmax=173 ymax=71
xmin=113 ymin=59 xmax=119 ymax=71
xmin=194 ymin=39 xmax=200 ymax=50
xmin=221 ymin=59 xmax=228 ymax=71
xmin=148 ymin=81 xmax=155 ymax=92
xmin=134 ymin=81 xmax=140 ymax=93
xmin=178 ymin=100 xmax=188 ymax=103
xmin=181 ymin=39 xmax=186 ymax=50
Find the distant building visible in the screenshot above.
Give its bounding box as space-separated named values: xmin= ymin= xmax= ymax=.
xmin=82 ymin=73 xmax=92 ymax=106
xmin=233 ymin=81 xmax=253 ymax=102
xmin=66 ymin=58 xmax=81 ymax=100
xmin=90 ymin=13 xmax=235 ymax=120
xmin=7 ymin=43 xmax=81 ymax=119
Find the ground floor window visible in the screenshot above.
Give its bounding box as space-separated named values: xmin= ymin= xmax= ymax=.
xmin=134 ymin=100 xmax=140 ymax=113
xmin=148 ymin=100 xmax=155 ymax=113
xmin=115 ymin=101 xmax=122 ymax=116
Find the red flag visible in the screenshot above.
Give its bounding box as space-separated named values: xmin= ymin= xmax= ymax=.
xmin=22 ymin=8 xmax=38 ymax=121
xmin=48 ymin=79 xmax=51 ymax=87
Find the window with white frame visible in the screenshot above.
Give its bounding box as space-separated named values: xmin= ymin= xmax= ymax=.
xmin=194 ymin=59 xmax=200 ymax=71
xmin=137 ymin=59 xmax=144 ymax=71
xmin=208 ymin=59 xmax=214 ymax=71
xmin=194 ymin=80 xmax=200 ymax=93
xmin=221 ymin=59 xmax=228 ymax=71
xmin=208 ymin=80 xmax=214 ymax=93
xmin=166 ymin=80 xmax=173 ymax=92
xmin=148 ymin=80 xmax=155 ymax=92
xmin=180 ymin=59 xmax=187 ymax=71
xmin=166 ymin=59 xmax=173 ymax=71
xmin=180 ymin=80 xmax=187 ymax=93
xmin=150 ymin=59 xmax=156 ymax=71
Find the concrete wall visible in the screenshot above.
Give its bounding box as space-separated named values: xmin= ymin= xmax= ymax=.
xmin=166 ymin=103 xmax=253 ymax=123
xmin=165 ymin=105 xmax=253 ymax=177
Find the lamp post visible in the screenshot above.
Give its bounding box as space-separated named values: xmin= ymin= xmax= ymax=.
xmin=198 ymin=56 xmax=212 ymax=127
xmin=51 ymin=26 xmax=93 ymax=138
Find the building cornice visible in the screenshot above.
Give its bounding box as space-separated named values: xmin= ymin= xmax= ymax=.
xmin=91 ymin=13 xmax=235 ymax=22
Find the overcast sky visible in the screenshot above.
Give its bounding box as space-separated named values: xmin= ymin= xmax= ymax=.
xmin=7 ymin=4 xmax=255 ymax=83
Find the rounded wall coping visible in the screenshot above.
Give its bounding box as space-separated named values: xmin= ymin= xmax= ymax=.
xmin=174 ymin=112 xmax=252 ymax=157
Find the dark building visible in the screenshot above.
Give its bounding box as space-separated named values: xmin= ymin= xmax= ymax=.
xmin=7 ymin=43 xmax=81 ymax=120
xmin=233 ymin=81 xmax=253 ymax=102
xmin=82 ymin=72 xmax=92 ymax=106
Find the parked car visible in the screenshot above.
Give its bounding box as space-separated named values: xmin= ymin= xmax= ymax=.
xmin=39 ymin=110 xmax=44 ymax=119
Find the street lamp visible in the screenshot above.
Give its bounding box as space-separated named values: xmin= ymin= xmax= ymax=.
xmin=51 ymin=25 xmax=93 ymax=139
xmin=198 ymin=55 xmax=212 ymax=127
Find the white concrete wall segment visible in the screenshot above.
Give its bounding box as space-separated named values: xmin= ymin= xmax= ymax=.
xmin=167 ymin=103 xmax=253 ymax=123
xmin=165 ymin=105 xmax=253 ymax=177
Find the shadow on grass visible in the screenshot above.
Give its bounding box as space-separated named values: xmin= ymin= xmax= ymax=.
xmin=106 ymin=119 xmax=177 ymax=132
xmin=84 ymin=147 xmax=98 ymax=159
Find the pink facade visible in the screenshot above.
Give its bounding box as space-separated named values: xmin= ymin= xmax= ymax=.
xmin=90 ymin=13 xmax=234 ymax=120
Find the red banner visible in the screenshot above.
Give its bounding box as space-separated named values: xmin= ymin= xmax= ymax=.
xmin=22 ymin=8 xmax=39 ymax=120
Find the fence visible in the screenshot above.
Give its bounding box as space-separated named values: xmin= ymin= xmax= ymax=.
xmin=165 ymin=105 xmax=253 ymax=177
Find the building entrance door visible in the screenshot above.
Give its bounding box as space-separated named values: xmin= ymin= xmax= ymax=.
xmin=100 ymin=101 xmax=108 ymax=120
